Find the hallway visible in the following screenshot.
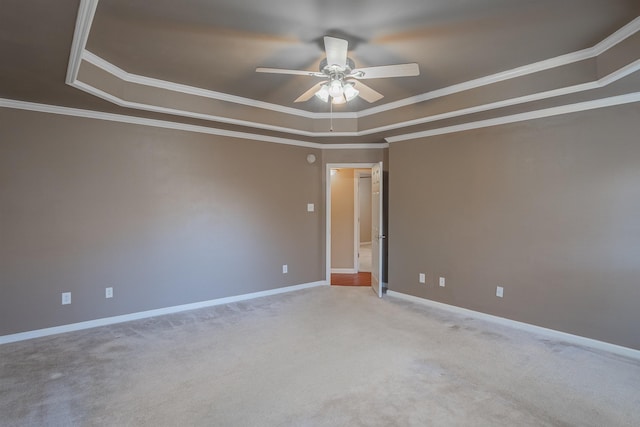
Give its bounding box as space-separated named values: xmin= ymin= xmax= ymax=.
xmin=331 ymin=272 xmax=371 ymax=286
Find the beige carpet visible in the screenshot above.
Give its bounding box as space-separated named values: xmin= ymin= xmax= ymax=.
xmin=1 ymin=286 xmax=639 ymax=426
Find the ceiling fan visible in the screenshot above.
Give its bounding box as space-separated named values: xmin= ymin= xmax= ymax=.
xmin=256 ymin=36 xmax=419 ymax=105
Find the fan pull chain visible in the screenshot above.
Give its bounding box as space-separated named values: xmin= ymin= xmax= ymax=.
xmin=330 ymin=100 xmax=333 ymax=132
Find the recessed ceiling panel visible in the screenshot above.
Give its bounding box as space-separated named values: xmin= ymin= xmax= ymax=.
xmin=86 ymin=0 xmax=639 ymax=112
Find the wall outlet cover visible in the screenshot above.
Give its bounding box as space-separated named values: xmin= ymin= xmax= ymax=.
xmin=282 ymin=264 xmax=288 ymax=274
xmin=439 ymin=277 xmax=445 ymax=287
xmin=419 ymin=273 xmax=426 ymax=284
xmin=496 ymin=286 xmax=504 ymax=298
xmin=307 ymin=203 xmax=315 ymax=212
xmin=105 ymin=287 xmax=113 ymax=299
xmin=61 ymin=292 xmax=71 ymax=305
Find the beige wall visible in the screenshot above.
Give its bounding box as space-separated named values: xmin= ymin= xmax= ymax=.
xmin=358 ymin=173 xmax=372 ymax=243
xmin=322 ymin=148 xmax=385 ymax=165
xmin=330 ymin=168 xmax=355 ymax=270
xmin=388 ymin=103 xmax=640 ymax=350
xmin=0 ymin=109 xmax=323 ymax=336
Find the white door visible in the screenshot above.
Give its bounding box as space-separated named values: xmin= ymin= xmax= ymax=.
xmin=371 ymin=162 xmax=384 ymax=297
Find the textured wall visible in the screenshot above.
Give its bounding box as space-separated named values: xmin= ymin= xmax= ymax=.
xmin=0 ymin=109 xmax=323 ymax=335
xmin=389 ymin=104 xmax=640 ymax=350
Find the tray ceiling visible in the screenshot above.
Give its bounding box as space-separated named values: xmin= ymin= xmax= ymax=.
xmin=1 ymin=0 xmax=640 ymax=145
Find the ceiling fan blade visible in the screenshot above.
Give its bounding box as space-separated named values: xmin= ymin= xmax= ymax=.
xmin=324 ymin=36 xmax=348 ymax=68
xmin=351 ymin=63 xmax=419 ymax=79
xmin=294 ymin=82 xmax=325 ymax=103
xmin=256 ymin=67 xmax=324 ymax=77
xmin=348 ymin=80 xmax=384 ymax=103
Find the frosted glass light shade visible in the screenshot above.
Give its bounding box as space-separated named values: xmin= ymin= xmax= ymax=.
xmin=343 ymin=83 xmax=359 ymax=101
xmin=328 ymin=80 xmax=344 ymax=98
xmin=315 ymin=85 xmax=329 ymax=102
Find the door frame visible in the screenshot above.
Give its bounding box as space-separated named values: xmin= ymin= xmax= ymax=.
xmin=326 ymin=163 xmax=377 ymax=281
xmin=354 ymin=170 xmax=372 ymax=272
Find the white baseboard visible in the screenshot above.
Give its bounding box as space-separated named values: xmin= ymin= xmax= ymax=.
xmin=331 ymin=268 xmax=357 ymax=274
xmin=0 ymin=280 xmax=328 ymax=345
xmin=387 ymin=290 xmax=640 ymax=361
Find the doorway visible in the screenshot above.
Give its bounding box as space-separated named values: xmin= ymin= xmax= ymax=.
xmin=326 ymin=162 xmax=384 ymax=296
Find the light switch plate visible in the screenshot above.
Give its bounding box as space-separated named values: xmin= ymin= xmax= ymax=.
xmin=307 ymin=203 xmax=314 ymax=212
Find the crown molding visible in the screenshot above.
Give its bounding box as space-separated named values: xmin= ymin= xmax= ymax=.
xmin=357 ymin=49 xmax=594 ymax=118
xmin=0 ymin=98 xmax=388 ymax=150
xmin=385 ymin=92 xmax=640 ymax=143
xmin=70 ymin=5 xmax=640 ymax=124
xmin=71 ymin=79 xmax=350 ymax=138
xmin=73 ymin=53 xmax=640 ymax=140
xmin=68 ymin=9 xmax=640 ymax=139
xmin=81 ymin=51 xmax=359 ymax=120
xmin=363 ymin=55 xmax=640 ymax=136
xmin=4 ymin=91 xmax=639 ymax=147
xmin=55 ymin=4 xmax=640 ymax=142
xmin=592 ymin=16 xmax=640 ymax=55
xmin=360 ymin=17 xmax=640 ymax=118
xmin=65 ymin=0 xmax=98 ymax=85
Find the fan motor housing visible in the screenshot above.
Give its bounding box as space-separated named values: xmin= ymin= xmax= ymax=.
xmin=320 ymin=58 xmax=355 ymax=76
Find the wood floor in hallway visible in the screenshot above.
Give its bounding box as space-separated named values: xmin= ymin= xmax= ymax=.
xmin=331 ymin=272 xmax=371 ymax=286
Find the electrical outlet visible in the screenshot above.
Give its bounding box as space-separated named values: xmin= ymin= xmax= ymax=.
xmin=61 ymin=292 xmax=71 ymax=305
xmin=282 ymin=264 xmax=288 ymax=274
xmin=307 ymin=203 xmax=315 ymax=212
xmin=496 ymin=286 xmax=504 ymax=298
xmin=439 ymin=277 xmax=445 ymax=287
xmin=105 ymin=287 xmax=113 ymax=299
xmin=419 ymin=273 xmax=426 ymax=284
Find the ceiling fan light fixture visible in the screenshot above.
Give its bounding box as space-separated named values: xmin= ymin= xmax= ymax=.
xmin=257 ymin=35 xmax=420 ymax=105
xmin=328 ymin=79 xmax=344 ymax=98
xmin=315 ymin=84 xmax=330 ymax=102
xmin=343 ymin=83 xmax=359 ymax=101
xmin=331 ymin=95 xmax=346 ymax=105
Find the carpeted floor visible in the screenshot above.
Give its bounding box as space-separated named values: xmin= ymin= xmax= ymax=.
xmin=1 ymin=286 xmax=639 ymax=426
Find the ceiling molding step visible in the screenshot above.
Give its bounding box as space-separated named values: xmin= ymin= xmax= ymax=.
xmin=357 ymin=49 xmax=593 ymax=118
xmin=358 ymin=82 xmax=601 ymax=136
xmin=65 ymin=0 xmax=99 ymax=85
xmin=72 ymin=8 xmax=639 ymax=123
xmin=592 ymin=16 xmax=640 ymax=56
xmin=74 ymin=52 xmax=640 ymax=140
xmin=385 ymin=92 xmax=640 ymax=143
xmin=359 ymin=19 xmax=640 ymax=119
xmin=82 ymin=50 xmax=358 ymax=120
xmin=71 ymin=79 xmax=357 ymax=138
xmin=360 ymin=55 xmax=640 ymax=135
xmin=599 ymin=58 xmax=640 ymax=86
xmin=0 ymin=98 xmax=387 ymax=150
xmin=48 ymin=3 xmax=640 ymax=143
